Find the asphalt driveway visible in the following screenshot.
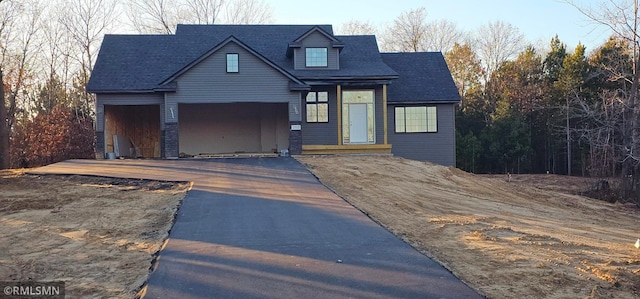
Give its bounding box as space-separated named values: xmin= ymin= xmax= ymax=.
xmin=33 ymin=158 xmax=481 ymax=298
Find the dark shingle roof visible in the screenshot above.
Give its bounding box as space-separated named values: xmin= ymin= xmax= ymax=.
xmin=87 ymin=35 xmax=181 ymax=92
xmin=381 ymin=52 xmax=460 ymax=103
xmin=87 ymin=25 xmax=398 ymax=92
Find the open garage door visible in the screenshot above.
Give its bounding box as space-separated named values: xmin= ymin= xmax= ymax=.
xmin=178 ymin=103 xmax=289 ymax=156
xmin=104 ymin=105 xmax=161 ymax=158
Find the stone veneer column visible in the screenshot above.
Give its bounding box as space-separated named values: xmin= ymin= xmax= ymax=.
xmin=289 ymin=121 xmax=302 ymax=155
xmin=164 ymin=123 xmax=179 ymax=158
xmin=95 ymin=132 xmax=105 ymax=159
xmin=160 ymin=130 xmax=165 ymax=158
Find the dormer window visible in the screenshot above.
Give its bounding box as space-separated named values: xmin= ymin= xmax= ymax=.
xmin=226 ymin=53 xmax=239 ymax=73
xmin=305 ymin=48 xmax=327 ymax=67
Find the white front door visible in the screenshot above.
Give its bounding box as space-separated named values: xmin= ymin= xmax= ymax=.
xmin=349 ymin=103 xmax=368 ymax=143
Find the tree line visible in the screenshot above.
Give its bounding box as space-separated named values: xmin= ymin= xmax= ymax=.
xmin=342 ymin=2 xmax=640 ymax=204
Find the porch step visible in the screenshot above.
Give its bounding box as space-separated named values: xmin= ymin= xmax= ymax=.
xmin=302 ymin=144 xmax=392 ymax=155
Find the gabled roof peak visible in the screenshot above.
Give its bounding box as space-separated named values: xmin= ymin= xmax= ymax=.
xmin=160 ymin=35 xmax=305 ymax=87
xmin=292 ymin=25 xmax=340 ymax=43
xmin=288 ymin=25 xmax=344 ymax=57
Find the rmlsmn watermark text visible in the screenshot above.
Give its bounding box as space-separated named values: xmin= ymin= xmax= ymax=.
xmin=1 ymin=281 xmax=65 ymax=299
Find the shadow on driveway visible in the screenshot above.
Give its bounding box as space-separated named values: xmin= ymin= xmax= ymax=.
xmin=32 ymin=158 xmax=482 ymax=299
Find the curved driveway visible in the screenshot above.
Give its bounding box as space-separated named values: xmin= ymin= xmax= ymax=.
xmin=33 ymin=158 xmax=482 ymax=298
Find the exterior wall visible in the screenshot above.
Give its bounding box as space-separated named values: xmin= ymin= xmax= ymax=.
xmin=164 ymin=42 xmax=300 ymax=122
xmin=293 ymin=31 xmax=339 ymax=70
xmin=301 ymin=86 xmax=338 ymax=145
xmin=388 ymin=103 xmax=457 ymax=166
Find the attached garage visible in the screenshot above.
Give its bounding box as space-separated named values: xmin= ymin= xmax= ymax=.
xmin=104 ymin=105 xmax=161 ymax=158
xmin=178 ymin=103 xmax=290 ymax=156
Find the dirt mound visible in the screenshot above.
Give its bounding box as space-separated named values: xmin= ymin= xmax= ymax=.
xmin=298 ymin=155 xmax=640 ymax=299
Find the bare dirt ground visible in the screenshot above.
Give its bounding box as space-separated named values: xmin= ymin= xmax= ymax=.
xmin=0 ymin=170 xmax=189 ymax=298
xmin=297 ymin=156 xmax=640 ymax=299
xmin=481 ymin=173 xmax=604 ymax=196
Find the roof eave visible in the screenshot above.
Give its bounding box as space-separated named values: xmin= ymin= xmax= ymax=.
xmin=288 ymin=82 xmax=311 ymax=91
xmin=298 ymin=75 xmax=399 ymax=81
xmin=387 ymin=99 xmax=461 ymax=104
xmin=89 ymin=89 xmax=159 ymax=94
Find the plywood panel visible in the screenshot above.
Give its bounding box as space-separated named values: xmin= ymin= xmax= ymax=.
xmin=104 ymin=105 xmax=161 ymax=158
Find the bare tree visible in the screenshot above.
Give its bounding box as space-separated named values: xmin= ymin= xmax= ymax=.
xmin=0 ymin=0 xmax=44 ymax=168
xmin=4 ymin=1 xmax=42 ymax=133
xmin=0 ymin=68 xmax=6 ymax=169
xmin=128 ymin=0 xmax=271 ymax=33
xmin=127 ymin=0 xmax=180 ymax=34
xmin=381 ymin=7 xmax=428 ymax=52
xmin=474 ymin=20 xmax=525 ymax=78
xmin=566 ymin=0 xmax=640 ymax=201
xmin=59 ymin=0 xmax=118 ymax=112
xmin=223 ymin=0 xmax=273 ymax=24
xmin=572 ymin=90 xmax=621 ymax=177
xmin=41 ymin=5 xmax=76 ymax=89
xmin=0 ymin=0 xmax=19 ymax=169
xmin=337 ymin=20 xmax=377 ymax=35
xmin=184 ymin=0 xmax=224 ymax=25
xmin=423 ymin=19 xmax=465 ymax=53
xmin=0 ymin=0 xmax=18 ymax=65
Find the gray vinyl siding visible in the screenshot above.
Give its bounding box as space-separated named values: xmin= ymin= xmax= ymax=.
xmin=294 ymin=31 xmax=339 ymax=70
xmin=301 ymin=86 xmax=338 ymax=145
xmin=95 ymin=93 xmax=164 ymax=131
xmin=164 ymin=42 xmax=300 ymax=122
xmin=388 ymin=103 xmax=456 ymax=166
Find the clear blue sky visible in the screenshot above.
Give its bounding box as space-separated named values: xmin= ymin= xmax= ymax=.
xmin=271 ymin=0 xmax=611 ymax=52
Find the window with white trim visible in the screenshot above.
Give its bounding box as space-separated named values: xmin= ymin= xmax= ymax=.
xmin=395 ymin=106 xmax=437 ymax=133
xmin=226 ymin=53 xmax=239 ymax=73
xmin=305 ymin=48 xmax=328 ymax=67
xmin=306 ymin=91 xmax=329 ymax=123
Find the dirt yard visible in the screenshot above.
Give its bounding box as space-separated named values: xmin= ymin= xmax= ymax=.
xmin=0 ymin=170 xmax=189 ymax=298
xmin=297 ymin=156 xmax=640 ymax=299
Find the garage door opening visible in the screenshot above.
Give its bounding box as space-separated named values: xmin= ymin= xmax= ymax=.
xmin=104 ymin=105 xmax=161 ymax=158
xmin=178 ymin=103 xmax=289 ymax=156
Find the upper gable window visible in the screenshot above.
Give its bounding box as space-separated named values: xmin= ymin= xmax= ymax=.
xmin=305 ymin=48 xmax=328 ymax=67
xmin=226 ymin=53 xmax=239 ymax=73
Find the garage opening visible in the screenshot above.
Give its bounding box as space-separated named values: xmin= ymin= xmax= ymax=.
xmin=178 ymin=103 xmax=289 ymax=156
xmin=104 ymin=105 xmax=161 ymax=158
